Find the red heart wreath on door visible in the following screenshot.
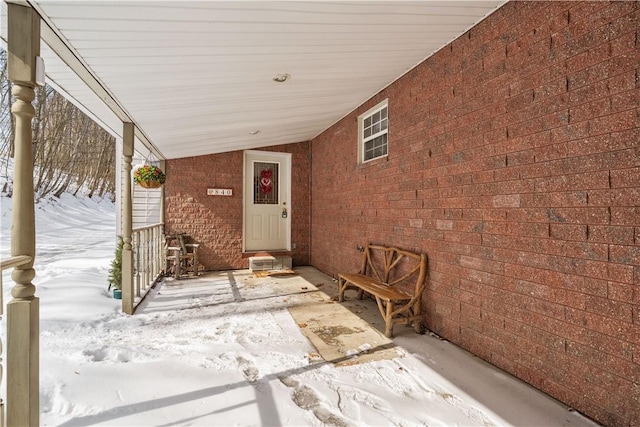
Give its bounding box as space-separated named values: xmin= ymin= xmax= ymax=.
xmin=260 ymin=170 xmax=273 ymax=195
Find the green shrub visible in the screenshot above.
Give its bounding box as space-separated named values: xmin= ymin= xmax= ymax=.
xmin=108 ymin=236 xmax=123 ymax=291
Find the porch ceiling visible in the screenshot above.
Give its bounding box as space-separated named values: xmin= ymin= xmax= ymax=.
xmin=9 ymin=1 xmax=504 ymax=160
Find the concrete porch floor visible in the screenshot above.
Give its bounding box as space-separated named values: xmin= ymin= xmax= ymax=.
xmin=140 ymin=266 xmax=599 ymax=427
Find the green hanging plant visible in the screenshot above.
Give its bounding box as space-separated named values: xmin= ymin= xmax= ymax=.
xmin=133 ymin=164 xmax=166 ymax=189
xmin=108 ymin=236 xmax=123 ymax=291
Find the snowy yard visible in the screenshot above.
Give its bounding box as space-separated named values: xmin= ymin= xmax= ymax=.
xmin=0 ymin=191 xmax=598 ymax=426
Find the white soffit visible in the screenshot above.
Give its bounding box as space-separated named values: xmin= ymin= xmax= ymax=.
xmin=27 ymin=0 xmax=504 ymax=160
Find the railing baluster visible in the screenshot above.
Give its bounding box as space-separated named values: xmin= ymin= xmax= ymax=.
xmin=153 ymin=226 xmax=159 ymax=283
xmin=147 ymin=228 xmax=152 ymax=289
xmin=143 ymin=228 xmax=149 ymax=291
xmin=151 ymin=226 xmax=157 ymax=283
xmin=138 ymin=230 xmax=144 ymax=294
xmin=157 ymin=225 xmax=164 ymax=277
xmin=134 ymin=231 xmax=141 ymax=297
xmin=130 ymin=223 xmax=164 ymax=312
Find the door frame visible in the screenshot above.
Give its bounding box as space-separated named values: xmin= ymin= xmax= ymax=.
xmin=242 ymin=150 xmax=292 ymax=253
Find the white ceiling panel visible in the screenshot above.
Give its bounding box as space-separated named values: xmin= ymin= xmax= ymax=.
xmin=39 ymin=41 xmax=123 ymax=139
xmin=20 ymin=0 xmax=505 ymax=159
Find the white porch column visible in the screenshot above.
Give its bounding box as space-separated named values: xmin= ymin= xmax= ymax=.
xmin=159 ymin=159 xmax=165 ymax=225
xmin=6 ymin=3 xmax=40 ymax=426
xmin=122 ymin=122 xmax=134 ymax=314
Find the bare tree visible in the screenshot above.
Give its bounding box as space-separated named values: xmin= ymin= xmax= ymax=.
xmin=0 ymin=47 xmax=116 ymax=201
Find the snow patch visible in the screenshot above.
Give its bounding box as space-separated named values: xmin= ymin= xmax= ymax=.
xmin=0 ymin=185 xmax=599 ymax=426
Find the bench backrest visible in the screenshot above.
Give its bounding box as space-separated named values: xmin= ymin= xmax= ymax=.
xmin=361 ymin=244 xmax=427 ymax=296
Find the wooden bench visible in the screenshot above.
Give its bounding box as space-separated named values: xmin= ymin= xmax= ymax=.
xmin=338 ymin=244 xmax=427 ymax=337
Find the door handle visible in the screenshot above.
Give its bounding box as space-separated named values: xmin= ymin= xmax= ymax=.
xmin=282 ymin=208 xmax=288 ymax=218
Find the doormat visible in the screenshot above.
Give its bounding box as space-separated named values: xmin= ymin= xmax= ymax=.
xmin=253 ymin=268 xmax=297 ymax=278
xmin=288 ymin=288 xmax=400 ymax=366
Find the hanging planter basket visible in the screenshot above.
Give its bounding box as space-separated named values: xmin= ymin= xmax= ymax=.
xmin=138 ymin=179 xmax=163 ymax=189
xmin=133 ymin=164 xmax=166 ymax=189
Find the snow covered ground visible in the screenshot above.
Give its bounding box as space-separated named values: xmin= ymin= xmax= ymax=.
xmin=0 ymin=175 xmax=599 ymax=426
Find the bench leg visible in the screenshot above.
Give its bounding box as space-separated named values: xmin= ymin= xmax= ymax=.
xmin=413 ymin=298 xmax=424 ymax=334
xmin=384 ymin=301 xmax=394 ymax=338
xmin=337 ymin=277 xmax=346 ymax=302
xmin=165 ymin=258 xmax=172 ymax=276
xmin=175 ymin=257 xmax=182 ymax=279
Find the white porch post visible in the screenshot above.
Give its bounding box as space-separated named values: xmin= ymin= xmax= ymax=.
xmin=6 ymin=3 xmax=40 ymax=426
xmin=122 ymin=122 xmax=134 ymax=314
xmin=159 ymin=159 xmax=165 ymax=225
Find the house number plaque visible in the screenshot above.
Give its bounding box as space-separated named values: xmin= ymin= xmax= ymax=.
xmin=207 ymin=188 xmax=233 ymax=196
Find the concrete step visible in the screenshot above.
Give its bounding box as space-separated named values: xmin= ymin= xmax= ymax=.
xmin=249 ymin=255 xmax=292 ymax=272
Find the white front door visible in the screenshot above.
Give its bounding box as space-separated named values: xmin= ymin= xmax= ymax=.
xmin=243 ymin=150 xmax=291 ymax=252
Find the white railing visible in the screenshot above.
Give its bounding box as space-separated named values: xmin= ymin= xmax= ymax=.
xmin=132 ymin=223 xmax=164 ymax=307
xmin=0 ymin=255 xmax=33 ymax=427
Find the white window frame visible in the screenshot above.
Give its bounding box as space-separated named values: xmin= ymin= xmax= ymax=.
xmin=358 ymin=99 xmax=389 ymax=164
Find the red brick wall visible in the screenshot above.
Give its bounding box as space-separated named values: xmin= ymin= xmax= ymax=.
xmin=165 ymin=141 xmax=311 ymax=269
xmin=311 ymin=2 xmax=639 ymax=426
